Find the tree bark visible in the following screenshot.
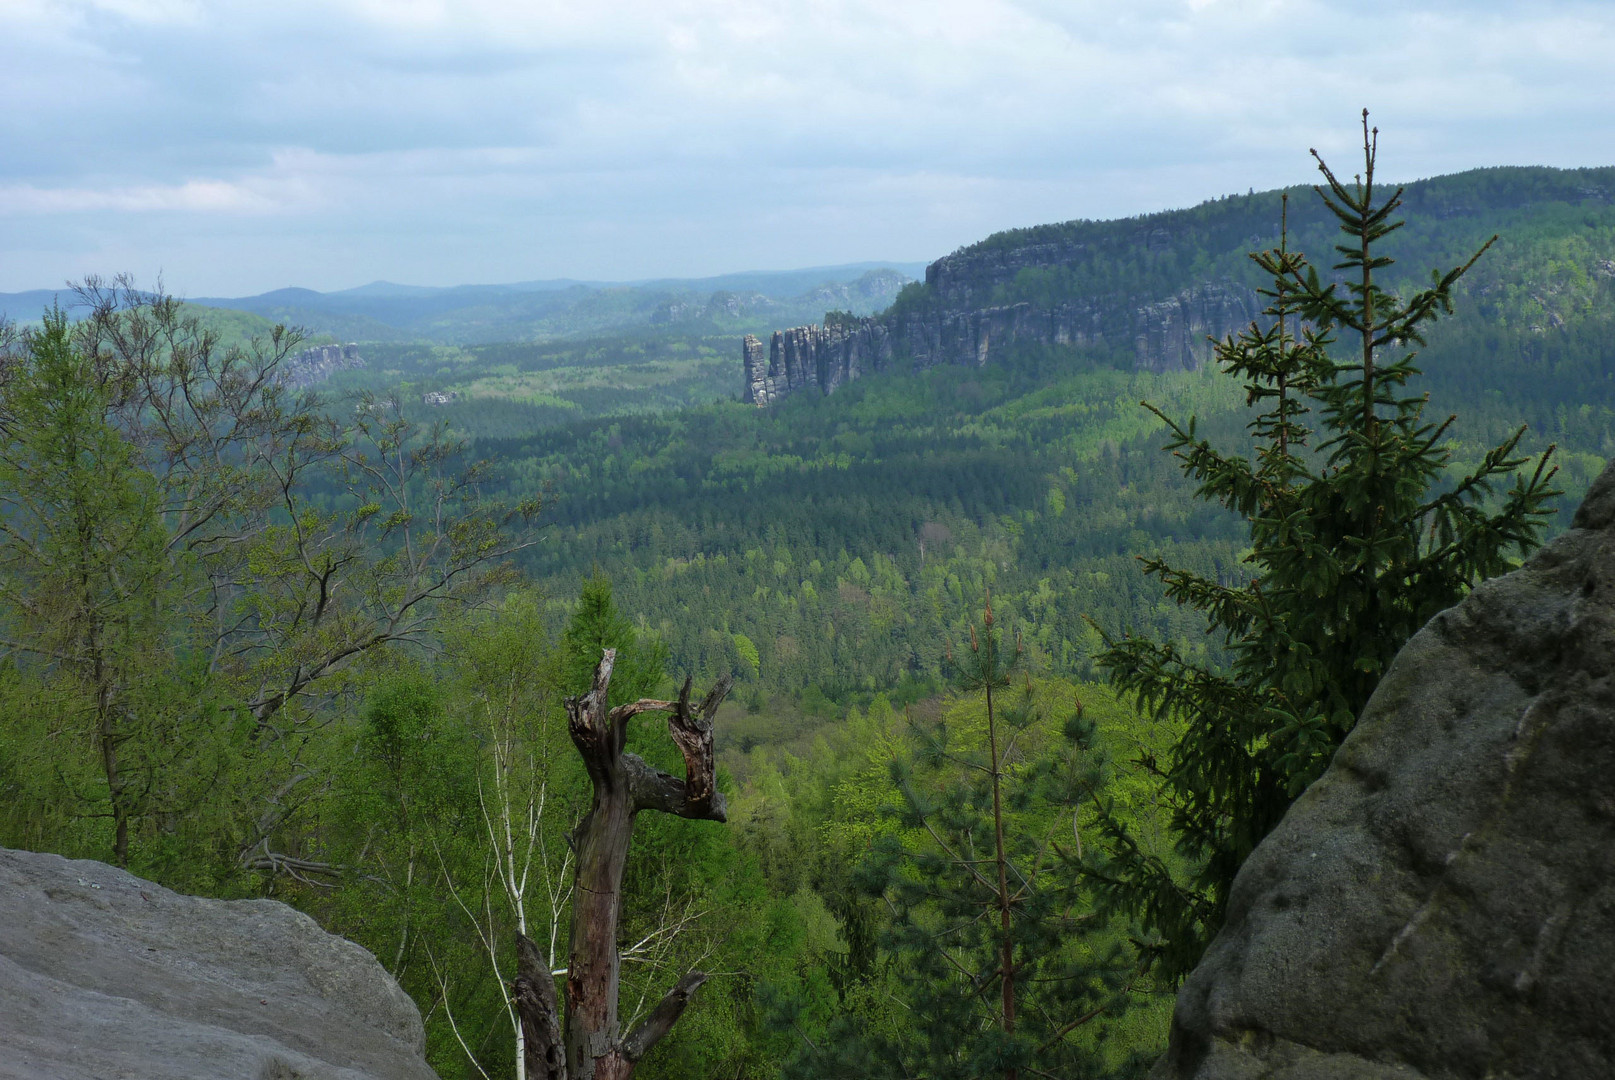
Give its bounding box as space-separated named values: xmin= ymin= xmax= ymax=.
xmin=516 ymin=933 xmax=566 ymax=1080
xmin=985 ymin=679 xmax=1016 ymax=1080
xmin=513 ymin=649 xmax=730 ymax=1080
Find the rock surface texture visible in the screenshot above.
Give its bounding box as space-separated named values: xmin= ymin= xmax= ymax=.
xmin=0 ymin=846 xmax=436 ymax=1080
xmin=741 ymin=217 xmax=1259 ymax=406
xmin=1153 ymin=462 xmax=1615 ymax=1079
xmin=284 ymin=343 xmax=364 ymax=389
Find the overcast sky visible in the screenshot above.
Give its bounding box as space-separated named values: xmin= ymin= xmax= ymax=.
xmin=3 ymin=0 xmax=1612 ymax=296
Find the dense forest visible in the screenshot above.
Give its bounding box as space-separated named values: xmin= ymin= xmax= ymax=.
xmin=0 ymin=155 xmax=1610 ymax=1078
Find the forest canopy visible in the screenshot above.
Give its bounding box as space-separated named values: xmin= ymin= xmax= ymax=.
xmin=0 ymin=151 xmax=1608 ymax=1079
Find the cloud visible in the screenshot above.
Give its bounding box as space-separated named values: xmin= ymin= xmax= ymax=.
xmin=1 ymin=177 xmax=296 ymax=214
xmin=2 ymin=0 xmax=1612 ymax=293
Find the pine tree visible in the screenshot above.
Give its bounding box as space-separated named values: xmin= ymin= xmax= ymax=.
xmin=1087 ymin=115 xmax=1562 ymax=983
xmin=792 ymin=597 xmax=1138 ymax=1080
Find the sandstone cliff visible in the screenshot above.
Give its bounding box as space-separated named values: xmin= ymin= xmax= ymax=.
xmin=0 ymin=847 xmax=436 ymax=1080
xmin=743 ymin=166 xmax=1615 ymax=407
xmin=742 ymin=281 xmax=1256 ymax=406
xmin=285 ymin=343 xmax=364 ymax=389
xmin=1152 ymin=460 xmax=1615 ymax=1079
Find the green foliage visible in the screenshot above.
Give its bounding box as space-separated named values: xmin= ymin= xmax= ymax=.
xmin=488 ymin=357 xmax=1251 ymax=714
xmin=755 ymin=609 xmax=1165 ymax=1080
xmin=0 ymin=280 xmax=540 ymax=885
xmin=732 ymin=633 xmax=761 ymax=678
xmin=919 ymin=165 xmax=1615 ymax=317
xmin=3 ymin=161 xmax=1612 ymax=1080
xmin=819 ymin=605 xmax=1137 ymax=1078
xmin=0 ymin=307 xmax=229 ymax=870
xmin=563 ymin=574 xmax=671 ymax=704
xmin=1089 ymin=120 xmax=1563 ymax=983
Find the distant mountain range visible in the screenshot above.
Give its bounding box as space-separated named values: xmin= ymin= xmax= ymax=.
xmin=0 ymin=262 xmax=926 ymax=346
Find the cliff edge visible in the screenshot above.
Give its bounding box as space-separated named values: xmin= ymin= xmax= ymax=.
xmin=0 ymin=846 xmax=436 ymax=1080
xmin=1153 ymin=461 xmax=1615 ymax=1078
xmin=741 ymin=282 xmax=1257 ymax=406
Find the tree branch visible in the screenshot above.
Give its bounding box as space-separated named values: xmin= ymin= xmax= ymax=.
xmin=625 ymin=754 xmax=728 ymax=822
xmin=665 ymin=673 xmax=731 ymax=817
xmin=620 ymin=971 xmax=708 ymax=1063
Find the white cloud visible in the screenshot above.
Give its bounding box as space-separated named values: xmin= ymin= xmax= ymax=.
xmin=1 ymin=177 xmax=300 ymax=214
xmin=1 ymin=0 xmax=1612 ymax=293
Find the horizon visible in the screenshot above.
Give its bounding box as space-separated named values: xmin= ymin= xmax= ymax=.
xmin=6 ymin=0 xmax=1614 ymax=296
xmin=7 ymin=158 xmax=1611 ymax=305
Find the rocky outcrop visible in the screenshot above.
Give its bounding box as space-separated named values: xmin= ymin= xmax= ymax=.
xmin=743 ymin=282 xmax=1257 ymax=406
xmin=285 ymin=343 xmax=364 ymax=389
xmin=743 ymin=318 xmax=896 ymax=406
xmin=0 ymin=846 xmax=436 ymax=1080
xmin=1132 ymin=284 xmax=1259 ymax=373
xmin=1153 ymin=462 xmax=1615 ymax=1079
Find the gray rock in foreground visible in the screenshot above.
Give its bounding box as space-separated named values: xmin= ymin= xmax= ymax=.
xmin=0 ymin=847 xmax=437 ymax=1080
xmin=1154 ymin=463 xmax=1615 ymax=1079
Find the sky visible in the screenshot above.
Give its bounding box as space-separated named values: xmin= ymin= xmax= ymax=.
xmin=3 ymin=0 xmax=1613 ymax=296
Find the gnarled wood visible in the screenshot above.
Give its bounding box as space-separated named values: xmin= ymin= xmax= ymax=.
xmin=516 ymin=648 xmax=730 ymax=1080
xmin=664 ymin=676 xmax=726 ymax=817
xmin=516 ymin=933 xmax=566 ymax=1080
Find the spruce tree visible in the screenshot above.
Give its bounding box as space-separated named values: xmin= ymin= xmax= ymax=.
xmin=1087 ymin=115 xmax=1562 ymax=983
xmin=562 ymin=575 xmax=668 ymax=705
xmin=791 ymin=597 xmax=1139 ymax=1080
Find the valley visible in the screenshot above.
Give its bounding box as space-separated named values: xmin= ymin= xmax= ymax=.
xmin=2 ymin=161 xmax=1612 ymax=1080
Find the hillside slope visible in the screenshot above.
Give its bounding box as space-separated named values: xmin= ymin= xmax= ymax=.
xmin=190 ymin=264 xmax=921 ymax=345
xmin=743 ymin=166 xmax=1615 ymax=411
xmin=476 ymin=167 xmax=1613 ymax=709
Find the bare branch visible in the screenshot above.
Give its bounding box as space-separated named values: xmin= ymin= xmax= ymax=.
xmin=620 ymin=971 xmax=708 ymax=1063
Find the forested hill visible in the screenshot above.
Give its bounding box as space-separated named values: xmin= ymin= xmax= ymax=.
xmin=6 ymin=161 xmax=1614 ymax=1080
xmin=742 ymin=165 xmax=1615 ymax=405
xmin=488 ymin=164 xmax=1615 ymax=717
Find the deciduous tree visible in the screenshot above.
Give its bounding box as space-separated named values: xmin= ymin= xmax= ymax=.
xmin=0 ymin=279 xmax=542 ymax=879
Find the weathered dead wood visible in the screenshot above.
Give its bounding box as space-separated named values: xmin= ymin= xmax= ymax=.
xmin=516 ymin=933 xmax=566 ymax=1080
xmin=621 ymin=971 xmax=709 ymax=1063
xmin=513 ymin=648 xmax=731 ymax=1080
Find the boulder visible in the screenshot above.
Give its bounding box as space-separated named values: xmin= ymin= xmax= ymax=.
xmin=0 ymin=847 xmax=437 ymax=1080
xmin=1153 ymin=464 xmax=1615 ymax=1078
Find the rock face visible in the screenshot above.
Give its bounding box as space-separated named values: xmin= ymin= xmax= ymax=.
xmin=0 ymin=847 xmax=436 ymax=1080
xmin=742 ymin=166 xmax=1615 ymax=406
xmin=284 ymin=343 xmax=364 ymax=389
xmin=743 ymin=319 xmax=896 ymax=406
xmin=742 ymin=276 xmax=1258 ymax=406
xmin=1154 ymin=463 xmax=1615 ymax=1079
